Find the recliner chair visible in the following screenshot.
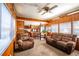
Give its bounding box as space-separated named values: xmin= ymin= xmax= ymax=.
xmin=14 ymin=33 xmax=34 ymax=51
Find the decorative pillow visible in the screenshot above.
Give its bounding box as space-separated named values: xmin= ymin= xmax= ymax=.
xmin=18 ymin=40 xmax=23 ymax=46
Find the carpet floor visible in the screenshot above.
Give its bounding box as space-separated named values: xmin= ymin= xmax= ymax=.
xmin=14 ymin=39 xmax=79 ymax=56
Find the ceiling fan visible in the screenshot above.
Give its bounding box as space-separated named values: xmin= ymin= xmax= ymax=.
xmin=26 ymin=3 xmax=58 ymax=15
xmin=38 ymin=3 xmax=58 ymax=15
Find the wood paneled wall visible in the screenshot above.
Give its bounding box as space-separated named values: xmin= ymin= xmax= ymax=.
xmin=2 ymin=40 xmax=14 ymax=56
xmin=16 ymin=20 xmax=24 ymax=33
xmin=48 ymin=13 xmax=79 ymax=26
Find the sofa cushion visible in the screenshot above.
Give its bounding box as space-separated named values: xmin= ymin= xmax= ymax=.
xmin=62 ymin=37 xmax=72 ymax=42
xmin=57 ymin=41 xmax=67 ymax=47
xmin=55 ymin=36 xmax=62 ymax=41
xmin=52 ymin=34 xmax=62 ymax=41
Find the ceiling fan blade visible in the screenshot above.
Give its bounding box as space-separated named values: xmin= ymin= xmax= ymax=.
xmin=50 ymin=5 xmax=58 ymax=10
xmin=41 ymin=12 xmax=46 ymax=15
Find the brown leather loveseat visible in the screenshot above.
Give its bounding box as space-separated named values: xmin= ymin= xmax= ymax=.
xmin=45 ymin=33 xmax=77 ymax=54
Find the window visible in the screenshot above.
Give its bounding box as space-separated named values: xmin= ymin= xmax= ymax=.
xmin=1 ymin=4 xmax=11 ymax=39
xmin=0 ymin=4 xmax=1 ymax=38
xmin=73 ymin=21 xmax=79 ymax=36
xmin=60 ymin=22 xmax=71 ymax=34
xmin=51 ymin=24 xmax=58 ymax=33
xmin=10 ymin=17 xmax=15 ymax=39
xmin=41 ymin=25 xmax=45 ymax=32
xmin=46 ymin=26 xmax=51 ymax=32
xmin=1 ymin=4 xmax=15 ymax=39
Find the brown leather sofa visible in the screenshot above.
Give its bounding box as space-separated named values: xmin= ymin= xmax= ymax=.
xmin=45 ymin=33 xmax=77 ymax=54
xmin=15 ymin=33 xmax=34 ymax=51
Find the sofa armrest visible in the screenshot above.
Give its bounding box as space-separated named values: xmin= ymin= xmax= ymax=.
xmin=67 ymin=43 xmax=73 ymax=47
xmin=66 ymin=41 xmax=76 ymax=54
xmin=74 ymin=37 xmax=77 ymax=42
xmin=67 ymin=41 xmax=76 ymax=47
xmin=66 ymin=43 xmax=73 ymax=54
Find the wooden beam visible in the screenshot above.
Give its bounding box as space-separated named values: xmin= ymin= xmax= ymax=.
xmin=16 ymin=16 xmax=48 ymax=22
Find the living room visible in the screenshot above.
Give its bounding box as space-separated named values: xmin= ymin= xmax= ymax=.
xmin=0 ymin=3 xmax=79 ymax=56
